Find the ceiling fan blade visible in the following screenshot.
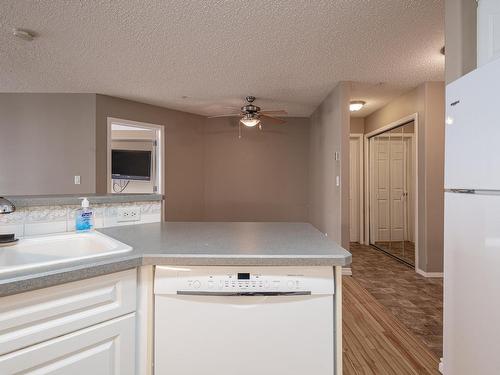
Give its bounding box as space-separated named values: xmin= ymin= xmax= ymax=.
xmin=260 ymin=114 xmax=287 ymax=124
xmin=260 ymin=110 xmax=288 ymax=115
xmin=207 ymin=114 xmax=241 ymax=118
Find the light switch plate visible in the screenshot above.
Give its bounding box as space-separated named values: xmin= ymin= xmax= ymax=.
xmin=74 ymin=176 xmax=81 ymax=185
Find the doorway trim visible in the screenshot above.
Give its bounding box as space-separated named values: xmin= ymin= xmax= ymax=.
xmin=106 ymin=117 xmax=165 ymax=217
xmin=349 ymin=133 xmax=364 ymax=244
xmin=363 ymin=113 xmax=419 ymax=270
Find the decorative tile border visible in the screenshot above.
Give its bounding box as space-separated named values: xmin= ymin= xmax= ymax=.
xmin=0 ymin=210 xmax=25 ymax=224
xmin=0 ymin=201 xmax=162 ymax=238
xmin=25 ymin=206 xmax=67 ymax=223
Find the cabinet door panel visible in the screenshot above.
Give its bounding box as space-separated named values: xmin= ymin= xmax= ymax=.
xmin=0 ymin=313 xmax=135 ymax=375
xmin=478 ymin=0 xmax=500 ymax=66
xmin=0 ymin=269 xmax=136 ymax=355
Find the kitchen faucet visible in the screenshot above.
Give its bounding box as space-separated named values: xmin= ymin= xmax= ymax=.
xmin=0 ymin=197 xmax=15 ymax=214
xmin=0 ymin=197 xmax=18 ymax=245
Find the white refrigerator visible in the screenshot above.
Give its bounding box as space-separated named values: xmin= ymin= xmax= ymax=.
xmin=444 ymin=57 xmax=500 ymax=374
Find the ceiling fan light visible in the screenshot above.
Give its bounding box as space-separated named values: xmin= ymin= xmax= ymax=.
xmin=240 ymin=117 xmax=260 ymax=127
xmin=350 ymin=101 xmax=366 ymax=112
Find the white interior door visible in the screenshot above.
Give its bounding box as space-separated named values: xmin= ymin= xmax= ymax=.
xmin=368 ymin=121 xmax=416 ymax=265
xmin=349 ymin=137 xmax=360 ymax=242
xmin=478 ymin=0 xmax=500 ymax=66
xmin=389 ymin=133 xmax=405 ymax=242
xmin=370 ymin=134 xmax=410 ymax=243
xmin=371 ymin=137 xmax=390 ymax=242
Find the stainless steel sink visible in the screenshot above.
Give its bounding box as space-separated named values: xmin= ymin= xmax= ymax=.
xmin=0 ymin=231 xmax=133 ymax=276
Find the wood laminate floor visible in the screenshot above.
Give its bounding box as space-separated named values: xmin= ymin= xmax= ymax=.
xmin=343 ymin=276 xmax=441 ymax=375
xmin=343 ymin=242 xmax=443 ymax=374
xmin=374 ymin=240 xmax=415 ymax=266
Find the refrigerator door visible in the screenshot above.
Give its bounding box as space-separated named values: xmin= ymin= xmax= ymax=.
xmin=444 ymin=192 xmax=500 ymax=374
xmin=445 ymin=58 xmax=500 ymax=190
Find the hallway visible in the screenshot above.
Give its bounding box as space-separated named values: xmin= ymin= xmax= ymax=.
xmin=343 ymin=277 xmax=441 ymax=374
xmin=349 ymin=243 xmax=443 ymax=357
xmin=343 ymin=243 xmax=443 ymax=374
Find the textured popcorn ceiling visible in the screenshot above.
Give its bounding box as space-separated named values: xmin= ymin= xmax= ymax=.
xmin=0 ymin=0 xmax=444 ymax=117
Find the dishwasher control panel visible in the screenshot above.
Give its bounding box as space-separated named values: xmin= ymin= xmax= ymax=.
xmin=154 ymin=266 xmax=335 ymax=295
xmin=187 ymin=272 xmax=303 ymax=291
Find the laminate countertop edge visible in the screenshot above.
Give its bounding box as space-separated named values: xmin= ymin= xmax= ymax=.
xmin=0 ymin=222 xmax=352 ymax=297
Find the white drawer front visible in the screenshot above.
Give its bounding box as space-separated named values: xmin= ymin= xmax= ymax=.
xmin=0 ymin=269 xmax=136 ymax=355
xmin=0 ymin=313 xmax=135 ymax=375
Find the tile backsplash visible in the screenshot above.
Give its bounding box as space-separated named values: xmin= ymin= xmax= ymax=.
xmin=0 ymin=201 xmax=162 ymax=237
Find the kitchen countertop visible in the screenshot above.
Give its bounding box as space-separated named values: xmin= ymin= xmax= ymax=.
xmin=5 ymin=193 xmax=163 ymax=207
xmin=0 ymin=222 xmax=351 ymax=297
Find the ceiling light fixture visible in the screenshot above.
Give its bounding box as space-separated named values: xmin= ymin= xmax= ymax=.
xmin=13 ymin=28 xmax=35 ymax=41
xmin=349 ymin=101 xmax=366 ymax=112
xmin=240 ymin=115 xmax=260 ymax=127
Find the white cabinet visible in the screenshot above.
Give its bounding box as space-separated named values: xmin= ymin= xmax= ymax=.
xmin=0 ymin=270 xmax=137 ymax=375
xmin=0 ymin=269 xmax=137 ymax=355
xmin=0 ymin=314 xmax=135 ymax=375
xmin=478 ymin=0 xmax=500 ymax=66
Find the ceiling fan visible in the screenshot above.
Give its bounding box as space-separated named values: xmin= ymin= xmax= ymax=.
xmin=209 ymin=96 xmax=287 ymax=134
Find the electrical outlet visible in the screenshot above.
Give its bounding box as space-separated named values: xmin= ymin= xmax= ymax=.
xmin=74 ymin=175 xmax=81 ymax=185
xmin=117 ymin=206 xmax=141 ymax=222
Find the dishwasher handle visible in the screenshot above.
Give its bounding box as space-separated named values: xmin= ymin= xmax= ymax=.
xmin=176 ymin=291 xmax=312 ymax=297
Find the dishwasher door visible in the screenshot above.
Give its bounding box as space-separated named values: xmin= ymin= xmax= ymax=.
xmin=154 ymin=266 xmax=335 ymax=375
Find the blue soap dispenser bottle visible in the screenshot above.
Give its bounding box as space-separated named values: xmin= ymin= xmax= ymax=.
xmin=75 ymin=197 xmax=94 ymax=232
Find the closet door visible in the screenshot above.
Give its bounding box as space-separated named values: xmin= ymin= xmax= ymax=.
xmin=478 ymin=0 xmax=500 ymax=66
xmin=401 ymin=122 xmax=416 ymax=266
xmin=370 ymin=134 xmax=390 ymax=245
xmin=389 ymin=126 xmax=405 ymax=246
xmin=369 ymin=122 xmax=415 ymax=266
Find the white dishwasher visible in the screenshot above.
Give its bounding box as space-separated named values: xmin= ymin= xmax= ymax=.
xmin=154 ymin=266 xmax=335 ymax=375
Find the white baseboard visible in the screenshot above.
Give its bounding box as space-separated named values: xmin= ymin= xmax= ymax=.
xmin=342 ymin=267 xmax=353 ymax=276
xmin=439 ymin=358 xmax=443 ymax=373
xmin=416 ymin=268 xmax=443 ymax=278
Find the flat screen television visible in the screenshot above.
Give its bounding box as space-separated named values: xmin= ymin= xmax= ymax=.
xmin=112 ymin=150 xmax=152 ymax=181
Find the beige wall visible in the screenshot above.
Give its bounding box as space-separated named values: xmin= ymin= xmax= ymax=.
xmin=2 ymin=93 xmax=312 ymax=224
xmin=350 ymin=117 xmax=365 ymax=134
xmin=203 ymin=117 xmax=309 ymax=221
xmin=95 ymin=95 xmax=206 ymax=221
xmin=308 ymin=82 xmax=351 ymax=249
xmin=422 ymin=82 xmax=446 ymax=273
xmin=0 ymin=93 xmax=96 ymax=195
xmin=364 ymin=82 xmax=445 ymax=273
xmin=365 ymin=87 xmax=423 ymax=134
xmin=445 ymin=0 xmax=477 ymax=83
xmin=97 ymin=97 xmax=311 ymax=222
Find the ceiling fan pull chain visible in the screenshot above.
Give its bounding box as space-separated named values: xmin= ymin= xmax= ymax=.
xmin=238 ymin=122 xmax=242 ymax=139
